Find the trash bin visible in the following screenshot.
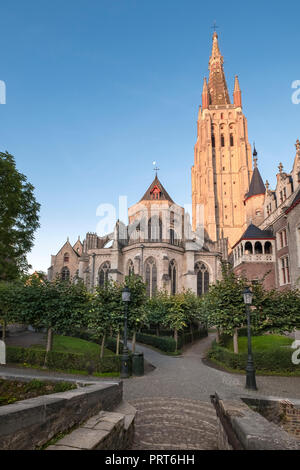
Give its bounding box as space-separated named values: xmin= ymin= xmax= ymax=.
xmin=132 ymin=352 xmax=144 ymax=376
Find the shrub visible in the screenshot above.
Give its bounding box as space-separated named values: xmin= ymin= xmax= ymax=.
xmin=134 ymin=328 xmax=208 ymax=353
xmin=207 ymin=342 xmax=299 ymax=373
xmin=6 ymin=346 xmax=121 ymax=373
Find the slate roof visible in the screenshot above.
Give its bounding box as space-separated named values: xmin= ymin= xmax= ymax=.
xmin=233 ymin=223 xmax=274 ymax=248
xmin=245 ymin=167 xmax=266 ymax=200
xmin=140 ymin=175 xmax=174 ymax=203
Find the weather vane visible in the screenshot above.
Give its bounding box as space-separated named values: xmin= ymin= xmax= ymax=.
xmin=152 ymin=161 xmax=160 ymax=177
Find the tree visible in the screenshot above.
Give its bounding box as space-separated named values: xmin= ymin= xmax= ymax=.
xmin=125 ymin=274 xmax=147 ymax=353
xmin=162 ymin=293 xmax=187 ymax=352
xmin=204 ymin=262 xmax=248 ymax=353
xmin=88 ymin=280 xmax=123 ymax=357
xmin=0 ymin=281 xmax=18 ymax=341
xmin=0 ymin=152 xmax=40 ymax=280
xmin=14 ymin=277 xmax=90 ymax=365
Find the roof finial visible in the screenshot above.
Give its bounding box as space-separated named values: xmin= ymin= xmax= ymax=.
xmin=278 ymin=162 xmax=283 ymax=174
xmin=253 ymin=143 xmax=258 ymax=167
xmin=265 ymin=180 xmax=269 ymax=191
xmin=152 ymin=161 xmax=160 ymax=177
xmin=211 ymin=20 xmax=219 ymax=37
xmin=296 ymin=139 xmax=300 ymax=154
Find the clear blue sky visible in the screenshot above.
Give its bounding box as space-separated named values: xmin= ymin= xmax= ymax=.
xmin=1 ymin=0 xmax=299 ymax=273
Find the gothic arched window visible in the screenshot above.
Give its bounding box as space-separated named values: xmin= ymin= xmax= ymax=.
xmin=230 ymin=134 xmax=234 ymax=146
xmin=61 ymin=267 xmax=70 ymax=281
xmin=98 ymin=261 xmax=111 ymax=288
xmin=148 ymin=216 xmax=162 ymax=242
xmin=145 ymin=257 xmax=157 ymax=298
xmin=63 ymin=253 xmax=69 ymax=263
xmin=128 ymin=260 xmax=134 ymax=276
xmin=195 ymin=263 xmax=209 ymax=297
xmin=169 ymin=260 xmax=177 ymax=295
xmin=221 ymin=134 xmax=225 ymax=147
xmin=212 ymin=134 xmax=215 ymax=148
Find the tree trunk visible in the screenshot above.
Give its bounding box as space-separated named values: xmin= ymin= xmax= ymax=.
xmin=2 ymin=319 xmax=6 ymax=342
xmin=156 ymin=326 xmax=160 ymax=337
xmin=44 ymin=327 xmax=53 ymax=367
xmin=174 ymin=329 xmax=178 ymax=352
xmin=233 ymin=328 xmax=239 ymax=354
xmin=216 ymin=328 xmax=220 ymax=344
xmin=116 ymin=331 xmax=120 ymax=355
xmin=190 ymin=323 xmax=194 ymax=342
xmin=100 ymin=334 xmax=106 ymax=359
xmin=132 ymin=330 xmax=136 ymax=354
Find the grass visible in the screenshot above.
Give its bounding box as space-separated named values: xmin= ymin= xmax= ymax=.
xmin=31 ymin=335 xmax=113 ymax=357
xmin=9 ymin=335 xmax=120 ymax=378
xmin=226 ymin=334 xmax=293 ymax=353
xmin=0 ymin=379 xmax=76 ymax=406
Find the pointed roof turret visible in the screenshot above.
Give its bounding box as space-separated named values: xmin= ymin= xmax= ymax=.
xmin=245 ymin=147 xmax=266 ymax=200
xmin=233 ymin=75 xmax=242 ymax=108
xmin=202 ymin=77 xmax=209 ymax=110
xmin=208 ymin=32 xmax=231 ymax=106
xmin=140 ymin=175 xmax=174 ymax=203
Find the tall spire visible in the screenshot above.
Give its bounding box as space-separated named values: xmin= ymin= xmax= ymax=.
xmin=202 ymin=77 xmax=209 ymax=110
xmin=233 ymin=75 xmax=242 ymax=108
xmin=208 ymin=32 xmax=231 ymax=106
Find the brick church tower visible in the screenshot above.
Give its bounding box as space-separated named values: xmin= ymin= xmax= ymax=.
xmin=192 ymin=32 xmax=253 ymax=250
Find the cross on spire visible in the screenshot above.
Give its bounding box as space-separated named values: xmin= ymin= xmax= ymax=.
xmin=211 ymin=20 xmax=219 ymax=33
xmin=152 ymin=161 xmax=160 ymax=177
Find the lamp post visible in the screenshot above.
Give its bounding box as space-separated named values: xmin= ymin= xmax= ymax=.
xmin=243 ymin=286 xmax=257 ymax=391
xmin=121 ymin=286 xmax=131 ymax=378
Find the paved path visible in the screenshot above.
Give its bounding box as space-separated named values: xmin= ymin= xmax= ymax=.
xmin=124 ymin=334 xmax=300 ymax=450
xmin=1 ymin=332 xmax=300 ymax=450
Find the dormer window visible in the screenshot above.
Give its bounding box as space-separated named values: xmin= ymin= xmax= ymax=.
xmin=150 ymin=185 xmax=161 ymax=200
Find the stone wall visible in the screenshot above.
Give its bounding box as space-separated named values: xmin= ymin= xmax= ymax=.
xmin=0 ymin=380 xmax=122 ymax=450
xmin=243 ymin=397 xmax=300 ymax=441
xmin=211 ymin=393 xmax=300 ymax=450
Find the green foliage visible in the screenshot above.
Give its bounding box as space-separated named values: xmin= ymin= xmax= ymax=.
xmin=6 ymin=346 xmax=121 ymax=373
xmin=134 ymin=328 xmax=208 ymax=353
xmin=203 ymin=262 xmax=248 ymax=335
xmin=12 ymin=277 xmax=90 ymax=334
xmin=0 ymin=152 xmax=40 ymax=280
xmin=208 ymin=341 xmax=300 ymax=373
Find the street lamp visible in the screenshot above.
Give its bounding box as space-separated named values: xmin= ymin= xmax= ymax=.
xmin=243 ymin=286 xmax=257 ymax=391
xmin=121 ymin=286 xmax=131 ymax=378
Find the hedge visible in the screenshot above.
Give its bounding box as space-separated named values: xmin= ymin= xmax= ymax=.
xmin=6 ymin=346 xmax=121 ymax=373
xmin=207 ymin=342 xmax=299 ymax=373
xmin=134 ymin=328 xmax=208 ymax=353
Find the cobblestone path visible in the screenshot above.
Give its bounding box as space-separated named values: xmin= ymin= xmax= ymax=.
xmin=129 ymin=397 xmax=218 ymax=450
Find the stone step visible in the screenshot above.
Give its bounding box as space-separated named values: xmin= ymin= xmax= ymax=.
xmin=47 ymin=401 xmax=136 ymax=451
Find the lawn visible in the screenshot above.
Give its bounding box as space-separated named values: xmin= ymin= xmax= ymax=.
xmin=226 ymin=334 xmax=293 ymax=353
xmin=31 ymin=335 xmax=113 ymax=357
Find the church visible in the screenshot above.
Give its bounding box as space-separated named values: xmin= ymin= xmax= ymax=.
xmin=48 ymin=31 xmax=300 ymax=294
